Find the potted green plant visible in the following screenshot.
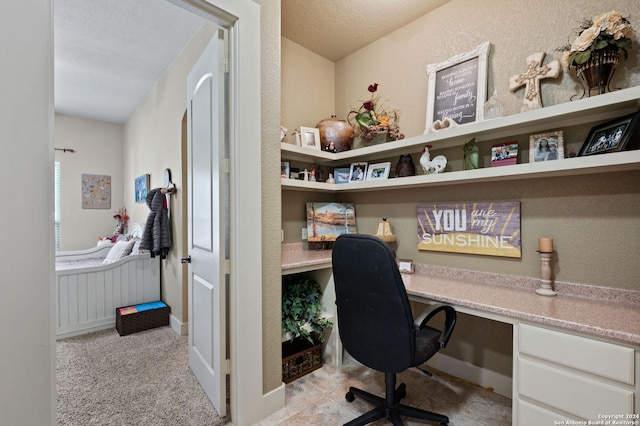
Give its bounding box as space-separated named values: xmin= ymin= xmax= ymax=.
xmin=281 ymin=274 xmax=332 ymax=344
xmin=281 ymin=274 xmax=333 ymax=382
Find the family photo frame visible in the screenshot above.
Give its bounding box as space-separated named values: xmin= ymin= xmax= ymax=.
xmin=578 ymin=112 xmax=640 ymax=156
xmin=349 ymin=162 xmax=368 ymax=182
xmin=529 ymin=131 xmax=564 ymax=162
xmin=366 ymin=162 xmax=391 ymax=181
xmin=425 ymin=41 xmax=491 ymax=133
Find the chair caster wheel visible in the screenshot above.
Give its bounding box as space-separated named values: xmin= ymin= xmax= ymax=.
xmin=345 ymin=391 xmax=355 ymax=402
xmin=398 ymin=383 xmax=407 ymax=399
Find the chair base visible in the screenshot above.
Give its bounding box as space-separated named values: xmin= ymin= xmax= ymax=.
xmin=344 ymin=372 xmax=449 ymax=426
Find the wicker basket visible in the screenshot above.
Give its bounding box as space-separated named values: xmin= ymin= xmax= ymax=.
xmin=116 ymin=301 xmax=170 ymax=336
xmin=282 ymin=338 xmax=323 ymax=383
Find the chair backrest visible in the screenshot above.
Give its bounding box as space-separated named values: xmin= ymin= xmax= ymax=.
xmin=332 ymin=234 xmax=415 ymax=373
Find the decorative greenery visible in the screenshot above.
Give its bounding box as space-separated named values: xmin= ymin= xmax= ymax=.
xmin=348 ymin=83 xmax=404 ymax=141
xmin=282 ymin=275 xmax=332 ymax=344
xmin=559 ymin=11 xmax=634 ymax=68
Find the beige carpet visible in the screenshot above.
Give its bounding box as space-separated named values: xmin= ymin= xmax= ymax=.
xmin=56 ymin=326 xmax=228 ymax=426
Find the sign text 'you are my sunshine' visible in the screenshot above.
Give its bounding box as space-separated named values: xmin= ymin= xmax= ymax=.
xmin=417 ymin=201 xmax=521 ymax=258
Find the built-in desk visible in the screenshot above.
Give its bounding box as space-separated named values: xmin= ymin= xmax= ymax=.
xmin=281 ymin=244 xmax=640 ymax=423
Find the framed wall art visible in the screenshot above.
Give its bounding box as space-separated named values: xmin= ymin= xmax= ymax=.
xmin=417 ymin=201 xmax=521 ymax=258
xmin=529 ymin=131 xmax=564 ymax=162
xmin=425 ymin=41 xmax=491 ymax=133
xmin=578 ymin=112 xmax=640 ymax=156
xmin=306 ymin=202 xmax=357 ymax=242
xmin=82 ymin=174 xmax=111 ymax=209
xmin=366 ymin=162 xmax=391 ymax=181
xmin=299 ymin=126 xmax=321 ymax=150
xmin=135 ymin=174 xmax=150 ymax=203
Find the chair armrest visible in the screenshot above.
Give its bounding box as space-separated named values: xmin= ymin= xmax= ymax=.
xmin=414 ymin=304 xmax=457 ymax=348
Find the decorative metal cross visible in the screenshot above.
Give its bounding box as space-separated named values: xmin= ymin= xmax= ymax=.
xmin=509 ymin=52 xmax=561 ymax=112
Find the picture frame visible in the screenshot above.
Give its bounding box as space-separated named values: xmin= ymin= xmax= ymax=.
xmin=134 ymin=174 xmax=150 ymax=203
xmin=578 ymin=112 xmax=640 ymax=156
xmin=82 ymin=174 xmax=112 ymax=209
xmin=334 ymin=167 xmax=350 ymax=184
xmin=349 ymin=162 xmax=368 ymax=182
xmin=306 ymin=202 xmax=357 ymax=242
xmin=491 ymin=142 xmax=519 ymax=167
xmin=281 ymin=161 xmax=290 ymax=179
xmin=424 ymin=41 xmax=491 ymax=133
xmin=529 ymin=131 xmax=564 ymax=162
xmin=366 ymin=162 xmax=391 ymax=181
xmin=299 ymin=126 xmax=321 ymax=150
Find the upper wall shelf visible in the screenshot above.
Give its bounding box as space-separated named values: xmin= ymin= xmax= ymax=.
xmin=282 ymin=86 xmax=640 ymax=164
xmin=281 ymin=86 xmax=640 ymax=192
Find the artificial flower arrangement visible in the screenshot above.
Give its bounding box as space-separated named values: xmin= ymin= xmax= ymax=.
xmin=113 ymin=206 xmax=129 ymax=235
xmin=349 ymin=83 xmax=404 ymax=141
xmin=560 ymin=10 xmax=634 ymax=69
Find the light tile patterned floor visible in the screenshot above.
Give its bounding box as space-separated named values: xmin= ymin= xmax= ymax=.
xmin=256 ymin=355 xmax=512 ymax=426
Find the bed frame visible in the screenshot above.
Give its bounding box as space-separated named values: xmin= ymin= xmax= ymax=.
xmin=55 ymin=226 xmax=160 ymax=339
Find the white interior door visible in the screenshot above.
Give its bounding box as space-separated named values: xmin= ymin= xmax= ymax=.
xmin=186 ymin=29 xmax=228 ymax=417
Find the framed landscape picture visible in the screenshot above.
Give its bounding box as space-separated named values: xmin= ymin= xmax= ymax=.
xmin=306 ymin=202 xmax=357 ymax=242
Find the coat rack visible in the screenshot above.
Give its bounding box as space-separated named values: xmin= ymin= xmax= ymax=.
xmin=161 ymin=168 xmax=176 ymax=217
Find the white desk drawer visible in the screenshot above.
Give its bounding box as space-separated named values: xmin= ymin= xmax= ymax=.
xmin=518 ymin=358 xmax=634 ymax=420
xmin=517 ymin=398 xmax=574 ymax=426
xmin=519 ymin=323 xmax=634 ymax=385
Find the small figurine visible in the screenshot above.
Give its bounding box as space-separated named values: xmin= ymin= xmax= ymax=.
xmin=326 ymin=173 xmax=335 ymax=184
xmin=325 ymin=140 xmax=337 ymax=153
xmin=309 ymin=167 xmax=316 ymax=182
xmin=395 ymin=154 xmax=416 ymax=177
xmin=463 ymin=138 xmax=479 ymax=170
xmin=420 ymin=145 xmax=447 ymax=174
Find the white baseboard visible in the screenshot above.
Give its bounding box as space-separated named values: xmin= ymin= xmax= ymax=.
xmin=426 ymin=352 xmax=512 ymax=399
xmin=169 ymin=314 xmax=188 ymax=336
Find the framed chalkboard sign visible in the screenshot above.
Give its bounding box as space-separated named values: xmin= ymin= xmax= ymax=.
xmin=424 ymin=42 xmax=491 ymax=133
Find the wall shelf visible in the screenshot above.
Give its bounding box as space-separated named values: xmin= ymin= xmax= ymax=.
xmin=282 ymin=86 xmax=640 ymax=192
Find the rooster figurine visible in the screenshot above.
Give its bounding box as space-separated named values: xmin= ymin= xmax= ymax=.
xmin=420 ymin=145 xmax=447 ymax=174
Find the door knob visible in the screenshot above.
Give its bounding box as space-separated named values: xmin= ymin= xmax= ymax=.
xmin=181 ymin=256 xmax=191 ymax=264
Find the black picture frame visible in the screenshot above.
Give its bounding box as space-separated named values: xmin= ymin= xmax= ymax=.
xmin=578 ymin=112 xmax=640 ymax=157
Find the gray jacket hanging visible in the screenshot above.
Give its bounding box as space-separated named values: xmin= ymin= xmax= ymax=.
xmin=140 ymin=188 xmax=171 ymax=259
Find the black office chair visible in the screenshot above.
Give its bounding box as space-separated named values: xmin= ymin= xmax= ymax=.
xmin=332 ymin=234 xmax=457 ymax=426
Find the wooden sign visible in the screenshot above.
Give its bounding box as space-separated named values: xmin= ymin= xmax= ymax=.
xmin=425 ymin=42 xmax=490 ymax=133
xmin=417 ymin=201 xmax=521 ymax=258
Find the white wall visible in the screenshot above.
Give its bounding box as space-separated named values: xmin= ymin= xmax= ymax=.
xmin=281 ymin=37 xmax=335 ymax=144
xmin=0 ymin=1 xmax=55 ymax=425
xmin=54 ymin=113 xmax=124 ymax=250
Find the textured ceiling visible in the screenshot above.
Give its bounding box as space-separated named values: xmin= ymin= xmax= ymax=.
xmin=281 ymin=0 xmax=450 ymax=61
xmin=54 ymin=0 xmax=449 ymax=124
xmin=54 ymin=0 xmax=205 ymax=124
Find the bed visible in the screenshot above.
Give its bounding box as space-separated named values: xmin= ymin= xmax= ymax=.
xmin=55 ymin=223 xmax=160 ymax=338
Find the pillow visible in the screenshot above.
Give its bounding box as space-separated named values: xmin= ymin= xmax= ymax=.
xmin=102 ymin=239 xmax=135 ymax=265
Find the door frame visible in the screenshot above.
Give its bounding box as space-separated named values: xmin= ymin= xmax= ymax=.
xmin=174 ymin=1 xmax=284 ymax=424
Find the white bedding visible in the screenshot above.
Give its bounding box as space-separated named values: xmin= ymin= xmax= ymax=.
xmin=55 ymin=257 xmax=104 ymax=271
